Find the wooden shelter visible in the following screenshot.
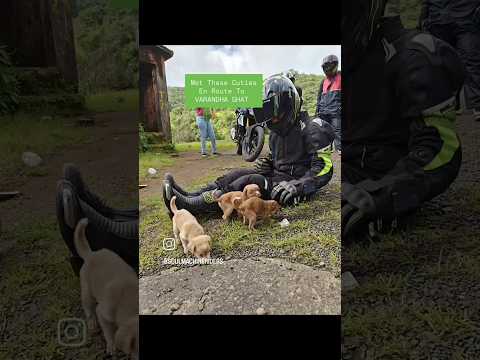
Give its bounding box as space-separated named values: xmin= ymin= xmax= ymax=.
xmin=140 ymin=45 xmax=173 ymax=142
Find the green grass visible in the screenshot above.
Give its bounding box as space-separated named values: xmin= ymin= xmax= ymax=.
xmin=175 ymin=139 xmax=237 ymax=153
xmin=0 ymin=217 xmax=99 ymax=359
xmin=85 ymin=89 xmax=138 ymax=113
xmin=0 ymin=113 xmax=90 ymax=187
xmin=343 ymin=182 xmax=480 ymax=358
xmin=139 ymin=174 xmax=341 ymax=275
xmin=138 ymin=151 xmax=175 ymax=183
xmin=344 ymin=304 xmax=477 ymax=359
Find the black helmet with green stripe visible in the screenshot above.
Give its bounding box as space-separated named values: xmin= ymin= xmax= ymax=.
xmin=262 ymin=74 xmax=301 ymax=136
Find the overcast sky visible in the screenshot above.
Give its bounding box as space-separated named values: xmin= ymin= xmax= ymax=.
xmin=163 ymin=45 xmax=341 ymax=87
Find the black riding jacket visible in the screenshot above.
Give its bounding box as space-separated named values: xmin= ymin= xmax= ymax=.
xmin=343 ymin=16 xmax=465 ymax=218
xmin=259 ymin=112 xmax=334 ymax=196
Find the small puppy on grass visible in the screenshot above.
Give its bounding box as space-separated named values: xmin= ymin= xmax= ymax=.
xmin=171 ymin=196 xmax=211 ymax=258
xmin=233 ymin=197 xmax=281 ymax=230
xmin=214 ymin=184 xmax=262 ymax=221
xmin=74 ymin=219 xmax=138 ymax=359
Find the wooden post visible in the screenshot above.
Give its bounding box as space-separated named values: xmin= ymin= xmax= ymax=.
xmin=139 ymin=46 xmax=173 ymax=143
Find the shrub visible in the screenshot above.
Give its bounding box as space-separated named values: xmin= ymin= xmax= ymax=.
xmin=139 ymin=123 xmax=149 ymax=152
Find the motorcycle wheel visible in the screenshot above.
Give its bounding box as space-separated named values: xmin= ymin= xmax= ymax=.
xmin=242 ymin=126 xmax=265 ymax=162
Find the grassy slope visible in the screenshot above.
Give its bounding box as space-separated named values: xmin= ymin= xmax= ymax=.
xmin=85 ymin=88 xmax=138 ymax=113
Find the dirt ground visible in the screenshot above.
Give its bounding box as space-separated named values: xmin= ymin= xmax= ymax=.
xmin=0 ymin=112 xmax=137 ymax=359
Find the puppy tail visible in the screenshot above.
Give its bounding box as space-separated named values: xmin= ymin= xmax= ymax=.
xmin=74 ymin=218 xmax=92 ymax=259
xmin=170 ymin=196 xmax=178 ymax=214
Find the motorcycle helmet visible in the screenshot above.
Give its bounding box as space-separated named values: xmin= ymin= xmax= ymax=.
xmin=262 ymin=74 xmax=301 ymax=136
xmin=342 ymin=0 xmax=388 ymax=73
xmin=322 ymin=54 xmax=339 ymax=78
xmin=285 ymin=71 xmax=296 ymax=84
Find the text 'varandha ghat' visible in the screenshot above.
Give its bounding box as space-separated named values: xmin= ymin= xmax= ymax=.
xmin=194 ymin=96 xmax=249 ymax=103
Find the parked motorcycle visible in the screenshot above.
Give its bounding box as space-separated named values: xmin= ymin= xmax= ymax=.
xmin=230 ymin=108 xmax=265 ymax=162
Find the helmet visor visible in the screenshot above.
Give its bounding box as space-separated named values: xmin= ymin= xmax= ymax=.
xmin=322 ymin=62 xmax=338 ymax=75
xmin=263 ymin=93 xmax=292 ymax=122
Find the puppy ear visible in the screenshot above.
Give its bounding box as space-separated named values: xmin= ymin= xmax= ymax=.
xmin=243 ymin=186 xmax=249 ymax=197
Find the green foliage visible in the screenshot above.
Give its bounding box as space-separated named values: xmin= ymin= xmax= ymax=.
xmin=0 ymin=46 xmax=19 ymax=114
xmin=167 ymin=87 xmax=184 ymax=110
xmin=139 ymin=123 xmax=149 ymax=152
xmin=74 ymin=0 xmax=138 ymax=94
xmin=295 ymin=72 xmax=324 ymax=116
xmin=170 ymin=107 xmax=198 ymax=143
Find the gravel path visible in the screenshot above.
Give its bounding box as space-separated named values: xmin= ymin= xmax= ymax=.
xmin=140 ymin=257 xmax=340 ymax=315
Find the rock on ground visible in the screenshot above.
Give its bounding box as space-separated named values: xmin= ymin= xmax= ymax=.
xmin=140 ymin=257 xmax=340 ymax=315
xmin=22 ymin=152 xmax=43 ymax=167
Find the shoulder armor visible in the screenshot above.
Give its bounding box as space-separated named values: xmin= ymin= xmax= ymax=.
xmin=382 ymin=30 xmax=437 ymax=63
xmin=410 ymin=33 xmax=436 ymax=53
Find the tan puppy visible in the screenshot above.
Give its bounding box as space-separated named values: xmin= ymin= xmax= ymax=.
xmin=234 ymin=197 xmax=281 ymax=230
xmin=171 ymin=196 xmax=211 ymax=258
xmin=214 ymin=184 xmax=262 ymax=221
xmin=74 ymin=219 xmax=138 ymax=359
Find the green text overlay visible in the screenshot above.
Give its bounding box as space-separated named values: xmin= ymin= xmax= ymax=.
xmin=185 ymin=74 xmax=263 ymax=109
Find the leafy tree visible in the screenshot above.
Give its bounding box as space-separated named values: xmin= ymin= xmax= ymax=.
xmin=74 ymin=0 xmax=138 ymax=94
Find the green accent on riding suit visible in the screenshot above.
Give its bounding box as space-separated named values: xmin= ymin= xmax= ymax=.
xmin=423 ymin=111 xmax=460 ymax=171
xmin=317 ymin=147 xmax=333 ymax=177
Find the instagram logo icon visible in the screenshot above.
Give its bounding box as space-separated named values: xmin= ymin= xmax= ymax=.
xmin=57 ymin=318 xmax=87 ymax=347
xmin=163 ymin=238 xmax=176 ymax=251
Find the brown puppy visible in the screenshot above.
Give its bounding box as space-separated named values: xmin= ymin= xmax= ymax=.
xmin=234 ymin=197 xmax=281 ymax=230
xmin=214 ymin=184 xmax=262 ymax=221
xmin=171 ymin=196 xmax=211 ymax=258
xmin=74 ymin=219 xmax=138 ymax=359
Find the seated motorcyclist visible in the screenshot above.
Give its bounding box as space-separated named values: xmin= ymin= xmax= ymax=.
xmin=162 ymin=74 xmax=335 ymax=217
xmin=341 ymin=0 xmax=465 ymax=243
xmin=56 ymin=164 xmax=139 ymax=275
